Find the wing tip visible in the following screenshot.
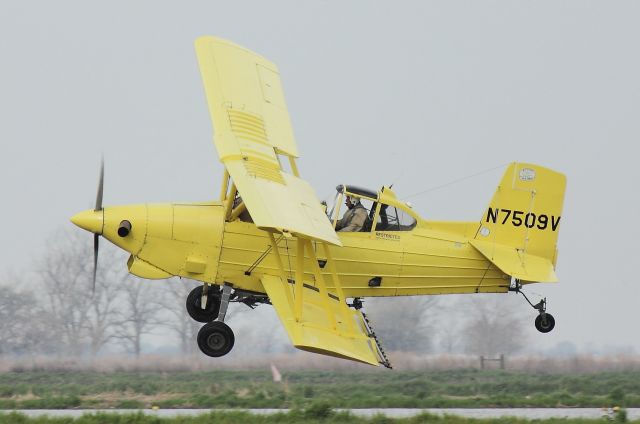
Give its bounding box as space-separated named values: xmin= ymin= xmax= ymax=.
xmin=194 ymin=35 xmax=273 ymax=65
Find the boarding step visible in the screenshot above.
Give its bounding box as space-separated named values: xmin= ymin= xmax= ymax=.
xmin=361 ymin=312 xmax=392 ymax=369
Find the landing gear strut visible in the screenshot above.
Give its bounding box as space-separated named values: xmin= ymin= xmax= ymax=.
xmin=187 ymin=284 xmax=270 ymax=358
xmin=510 ymin=279 xmax=556 ymax=334
xmin=196 ymin=284 xmax=235 ymax=357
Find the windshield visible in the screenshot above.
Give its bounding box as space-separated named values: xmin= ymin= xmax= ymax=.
xmin=326 ymin=191 xmax=341 ymax=222
xmin=379 ymin=204 xmax=417 ymax=231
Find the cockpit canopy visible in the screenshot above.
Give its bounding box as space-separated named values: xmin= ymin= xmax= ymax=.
xmin=327 ymin=184 xmax=418 ymax=232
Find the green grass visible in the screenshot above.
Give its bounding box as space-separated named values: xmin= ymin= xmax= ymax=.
xmin=0 ymin=369 xmax=638 ymax=409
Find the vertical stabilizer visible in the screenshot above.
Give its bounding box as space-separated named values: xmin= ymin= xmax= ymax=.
xmin=471 ymin=163 xmax=566 ymax=282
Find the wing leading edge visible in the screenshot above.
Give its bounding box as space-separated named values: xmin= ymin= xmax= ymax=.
xmin=195 ymin=36 xmax=340 ymax=245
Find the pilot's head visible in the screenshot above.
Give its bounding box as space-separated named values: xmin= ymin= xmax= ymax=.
xmin=345 ymin=195 xmax=360 ymax=209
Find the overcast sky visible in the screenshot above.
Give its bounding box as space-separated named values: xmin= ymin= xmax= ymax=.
xmin=1 ymin=1 xmax=639 ymax=353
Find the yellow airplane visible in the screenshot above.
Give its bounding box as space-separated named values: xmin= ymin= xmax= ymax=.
xmin=71 ymin=36 xmax=566 ymax=368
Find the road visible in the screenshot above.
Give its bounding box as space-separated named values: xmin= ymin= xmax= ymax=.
xmin=4 ymin=408 xmax=639 ymax=419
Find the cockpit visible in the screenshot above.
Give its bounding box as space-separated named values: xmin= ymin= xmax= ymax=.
xmin=230 ymin=184 xmax=419 ymax=234
xmin=326 ymin=185 xmax=418 ymax=233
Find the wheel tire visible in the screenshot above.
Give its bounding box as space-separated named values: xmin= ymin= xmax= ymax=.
xmin=186 ymin=285 xmax=220 ymax=323
xmin=535 ymin=313 xmax=555 ymax=333
xmin=197 ymin=321 xmax=235 ymax=357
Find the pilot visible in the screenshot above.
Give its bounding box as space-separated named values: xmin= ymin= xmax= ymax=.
xmin=335 ymin=195 xmax=368 ymax=232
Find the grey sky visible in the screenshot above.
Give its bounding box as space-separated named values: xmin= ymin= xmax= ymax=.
xmin=1 ymin=1 xmax=639 ymax=352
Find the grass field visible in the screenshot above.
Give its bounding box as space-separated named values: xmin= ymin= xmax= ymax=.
xmin=0 ymin=369 xmax=637 ymax=410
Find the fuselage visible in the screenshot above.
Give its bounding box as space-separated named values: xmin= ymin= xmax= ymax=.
xmin=220 ymin=216 xmax=509 ymax=297
xmin=72 ymin=201 xmax=510 ymax=298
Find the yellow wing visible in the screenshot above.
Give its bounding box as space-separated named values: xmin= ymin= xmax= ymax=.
xmin=195 ymin=36 xmax=340 ymax=245
xmin=261 ymin=275 xmax=386 ymax=366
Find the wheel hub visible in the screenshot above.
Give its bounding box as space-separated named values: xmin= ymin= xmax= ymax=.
xmin=207 ymin=333 xmax=225 ymax=350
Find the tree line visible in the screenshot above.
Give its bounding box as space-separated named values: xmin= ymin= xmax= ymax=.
xmin=0 ymin=230 xmax=203 ymax=357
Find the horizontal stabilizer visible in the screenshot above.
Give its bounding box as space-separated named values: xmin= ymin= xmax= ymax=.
xmin=470 ymin=239 xmax=558 ymax=283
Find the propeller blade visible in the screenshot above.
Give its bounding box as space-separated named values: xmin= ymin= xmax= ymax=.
xmin=93 ymin=158 xmax=103 ymax=294
xmin=95 ymin=158 xmax=104 ymax=211
xmin=93 ymin=233 xmax=99 ymax=294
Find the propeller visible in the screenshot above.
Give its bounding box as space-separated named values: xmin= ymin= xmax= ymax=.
xmin=93 ymin=232 xmax=99 ymax=294
xmin=95 ymin=159 xmax=104 ymax=211
xmin=92 ymin=159 xmax=104 ymax=294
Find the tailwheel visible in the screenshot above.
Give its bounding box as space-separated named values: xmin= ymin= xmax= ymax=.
xmin=511 ymin=280 xmax=556 ymax=334
xmin=535 ymin=313 xmax=555 ymax=333
xmin=197 ymin=321 xmax=235 ymax=357
xmin=186 ymin=285 xmax=220 ymax=323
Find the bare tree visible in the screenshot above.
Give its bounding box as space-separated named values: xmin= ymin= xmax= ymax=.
xmin=0 ymin=284 xmax=28 ymax=354
xmin=365 ymin=296 xmax=439 ymax=352
xmin=38 ymin=230 xmax=94 ymax=356
xmin=113 ymin=275 xmax=167 ymax=357
xmin=38 ymin=229 xmax=126 ymax=357
xmin=158 ymin=279 xmax=201 ymax=355
xmin=461 ymin=295 xmax=527 ymax=356
xmin=83 ymin=250 xmax=126 ymax=356
xmin=437 ymin=301 xmax=463 ymax=354
xmin=0 ymin=281 xmax=57 ymax=355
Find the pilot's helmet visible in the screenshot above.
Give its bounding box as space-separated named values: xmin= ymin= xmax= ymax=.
xmin=346 ymin=195 xmax=361 ymax=208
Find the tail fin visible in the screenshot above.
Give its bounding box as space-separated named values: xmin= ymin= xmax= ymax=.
xmin=470 ymin=163 xmax=566 ymax=283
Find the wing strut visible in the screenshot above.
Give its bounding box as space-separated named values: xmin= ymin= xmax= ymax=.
xmin=268 ymin=232 xmax=295 ymax=312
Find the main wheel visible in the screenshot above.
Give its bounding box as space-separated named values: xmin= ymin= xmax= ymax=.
xmin=186 ymin=285 xmax=220 ymax=323
xmin=535 ymin=313 xmax=555 ymax=333
xmin=197 ymin=321 xmax=235 ymax=357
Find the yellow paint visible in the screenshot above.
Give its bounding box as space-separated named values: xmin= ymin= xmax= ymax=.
xmin=127 ymin=255 xmax=172 ymax=280
xmin=71 ymin=36 xmax=566 ymax=367
xmin=471 ymin=163 xmax=566 ymax=282
xmin=262 ymin=274 xmax=380 ymax=366
xmin=195 ymin=36 xmax=339 ymax=246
